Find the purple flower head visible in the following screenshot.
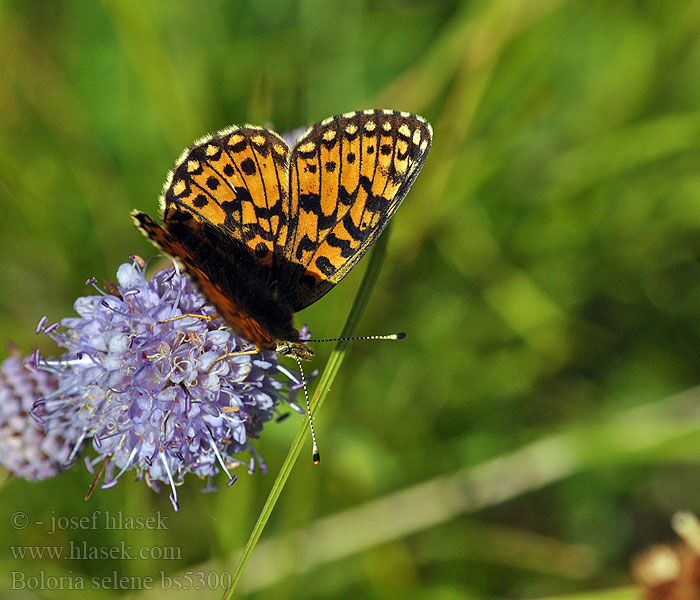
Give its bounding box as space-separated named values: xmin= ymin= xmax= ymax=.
xmin=32 ymin=257 xmax=307 ymax=510
xmin=282 ymin=126 xmax=309 ymax=148
xmin=0 ymin=356 xmax=81 ymax=481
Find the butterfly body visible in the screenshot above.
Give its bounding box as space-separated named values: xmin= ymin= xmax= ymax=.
xmin=133 ymin=110 xmax=432 ymax=359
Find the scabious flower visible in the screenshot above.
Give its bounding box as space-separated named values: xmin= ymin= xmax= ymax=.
xmin=29 ymin=257 xmax=308 ymax=510
xmin=282 ymin=126 xmax=308 ymax=147
xmin=0 ymin=355 xmax=81 ymax=481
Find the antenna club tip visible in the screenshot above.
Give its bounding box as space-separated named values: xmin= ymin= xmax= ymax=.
xmin=313 ymin=452 xmax=321 ymax=464
xmin=397 ymin=332 xmax=407 ymax=340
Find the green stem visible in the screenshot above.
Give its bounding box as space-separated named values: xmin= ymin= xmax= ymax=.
xmin=224 ymin=227 xmax=391 ymax=598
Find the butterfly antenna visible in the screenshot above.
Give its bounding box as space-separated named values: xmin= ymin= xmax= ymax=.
xmin=291 ymin=351 xmax=320 ymax=464
xmin=308 ymin=332 xmax=407 ymax=344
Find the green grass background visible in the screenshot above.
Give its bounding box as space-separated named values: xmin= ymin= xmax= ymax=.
xmin=2 ymin=0 xmax=700 ymax=598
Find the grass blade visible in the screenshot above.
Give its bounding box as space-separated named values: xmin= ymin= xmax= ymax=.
xmin=224 ymin=226 xmax=392 ymax=598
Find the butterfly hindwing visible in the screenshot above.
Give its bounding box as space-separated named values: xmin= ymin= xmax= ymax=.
xmin=286 ymin=110 xmax=432 ymax=310
xmin=131 ymin=210 xmax=297 ymax=347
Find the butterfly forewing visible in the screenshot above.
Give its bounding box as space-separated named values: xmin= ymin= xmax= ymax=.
xmin=287 ymin=110 xmax=432 ymax=310
xmin=161 ymin=127 xmax=292 ymax=266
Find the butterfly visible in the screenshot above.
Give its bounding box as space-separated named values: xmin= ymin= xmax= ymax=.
xmin=132 ymin=109 xmax=432 ymax=360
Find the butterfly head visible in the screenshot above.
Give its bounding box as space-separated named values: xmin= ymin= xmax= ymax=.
xmin=275 ymin=340 xmax=315 ymax=361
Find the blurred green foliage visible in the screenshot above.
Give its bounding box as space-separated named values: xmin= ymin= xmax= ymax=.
xmin=2 ymin=0 xmax=700 ymax=598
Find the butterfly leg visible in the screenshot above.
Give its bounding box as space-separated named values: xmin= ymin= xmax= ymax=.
xmin=206 ymin=349 xmax=259 ymax=373
xmin=159 ymin=313 xmax=219 ymax=324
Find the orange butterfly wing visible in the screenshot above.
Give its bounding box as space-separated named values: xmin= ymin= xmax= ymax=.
xmin=285 ymin=110 xmax=432 ymax=310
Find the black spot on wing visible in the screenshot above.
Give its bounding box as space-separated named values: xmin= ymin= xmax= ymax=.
xmin=321 ymin=135 xmax=338 ymax=150
xmin=299 ymin=192 xmax=320 ymax=213
xmin=325 ymin=232 xmax=355 ymax=258
xmin=221 ymin=187 xmax=250 ymax=225
xmin=230 ymin=138 xmax=247 ymax=153
xmin=298 ymin=147 xmax=316 ymax=160
xmin=255 ymin=242 xmax=269 ymax=258
xmin=359 ymin=175 xmax=372 ymax=194
xmin=342 ymin=211 xmax=370 ymax=242
xmin=365 ymin=194 xmax=386 ymax=214
xmin=315 ymin=256 xmax=335 ymax=277
xmin=241 ymin=157 xmax=256 ymax=175
xmin=295 ymin=234 xmax=318 ymax=260
xmin=338 ymin=185 xmax=356 ymax=206
xmin=252 ymin=198 xmax=285 ymax=221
